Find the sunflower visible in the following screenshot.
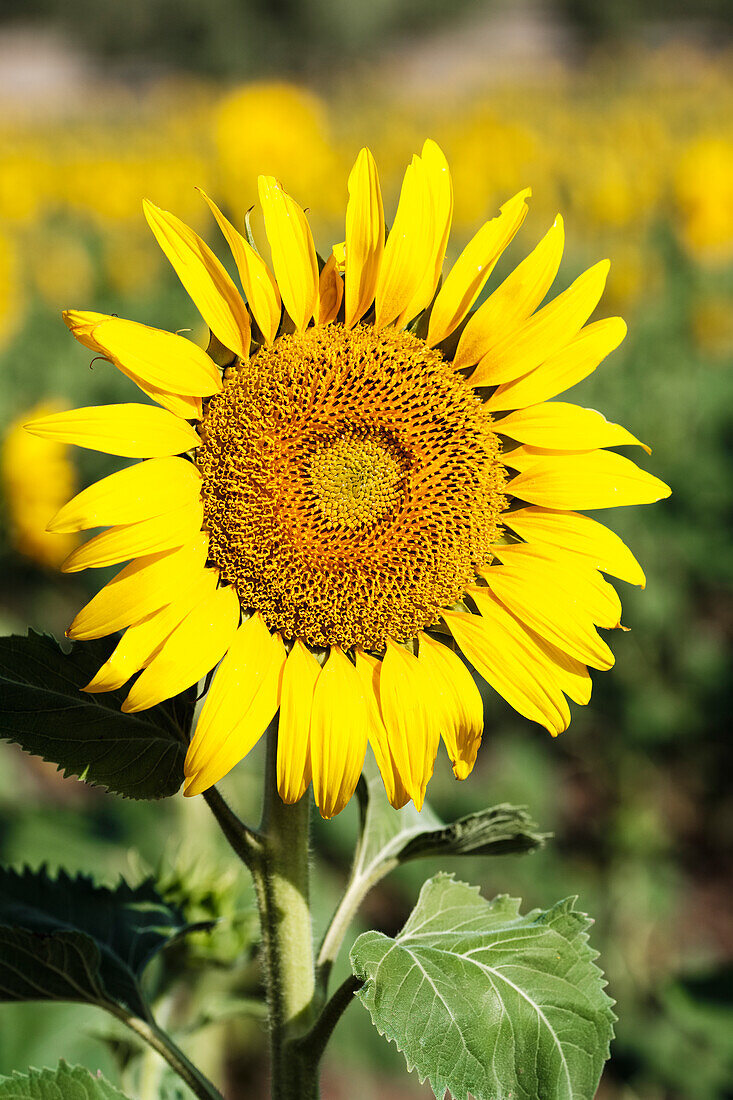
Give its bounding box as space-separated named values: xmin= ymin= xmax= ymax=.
xmin=27 ymin=141 xmax=670 ymax=818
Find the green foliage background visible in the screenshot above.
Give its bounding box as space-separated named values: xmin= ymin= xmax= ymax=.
xmin=0 ymin=2 xmax=732 ymax=1098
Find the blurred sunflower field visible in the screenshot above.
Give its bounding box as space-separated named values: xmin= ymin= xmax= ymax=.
xmin=1 ymin=4 xmax=732 ymax=1096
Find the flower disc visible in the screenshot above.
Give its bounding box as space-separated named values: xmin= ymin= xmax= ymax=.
xmin=197 ymin=323 xmax=506 ymax=649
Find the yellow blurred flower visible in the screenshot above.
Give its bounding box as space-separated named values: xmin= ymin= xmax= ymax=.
xmin=0 ymin=229 xmax=24 ymax=351
xmin=213 ymin=83 xmax=342 ymax=231
xmin=675 ymin=136 xmax=733 ymax=264
xmin=30 ymin=231 xmax=95 ymax=311
xmin=2 ymin=402 xmax=78 ymax=569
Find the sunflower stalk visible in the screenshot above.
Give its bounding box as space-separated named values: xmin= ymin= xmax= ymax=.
xmin=251 ymin=725 xmax=321 ymax=1098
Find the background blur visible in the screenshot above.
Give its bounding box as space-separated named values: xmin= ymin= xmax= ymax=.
xmin=1 ymin=1 xmax=732 ymax=1097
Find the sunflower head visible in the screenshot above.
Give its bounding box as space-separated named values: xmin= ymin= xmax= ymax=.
xmin=27 ymin=140 xmax=670 ymax=818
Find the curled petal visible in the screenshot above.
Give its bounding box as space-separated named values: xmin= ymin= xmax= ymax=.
xmin=316 ymin=253 xmax=344 ymax=326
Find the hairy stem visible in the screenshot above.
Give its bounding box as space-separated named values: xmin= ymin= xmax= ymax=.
xmin=122 ymin=1015 xmax=224 ymax=1100
xmin=295 ymin=975 xmax=362 ymax=1067
xmin=253 ymin=725 xmax=319 ymax=1098
xmin=203 ymin=785 xmax=264 ymax=870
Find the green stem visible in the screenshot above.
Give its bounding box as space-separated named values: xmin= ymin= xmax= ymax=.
xmin=294 ymin=975 xmax=362 ymax=1067
xmin=252 ymin=725 xmax=319 ymax=1099
xmin=203 ymin=784 xmax=264 ymax=869
xmin=317 ymin=856 xmax=397 ymax=992
xmin=122 ymin=1014 xmax=224 ymax=1100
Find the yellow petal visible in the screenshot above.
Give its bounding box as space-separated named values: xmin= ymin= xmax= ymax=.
xmin=25 ymin=404 xmax=199 ymax=458
xmin=316 ymin=253 xmax=344 ymax=326
xmin=377 ymin=639 xmax=440 ymax=811
xmin=427 ymin=187 xmax=531 ymax=347
xmin=63 ymin=312 xmax=206 ymax=418
xmin=374 ymin=154 xmax=434 ymax=331
xmin=398 ymin=140 xmax=453 ymax=325
xmin=198 ymin=188 xmax=281 ymax=345
xmin=63 ymin=309 xmax=112 ymax=352
xmin=444 ymin=602 xmax=571 ymax=735
xmin=503 ymin=505 xmax=646 ymax=587
xmin=48 ymin=456 xmax=202 ymax=533
xmin=344 ymin=147 xmax=384 ymax=328
xmin=474 ymin=561 xmax=615 ymax=670
xmin=486 ymin=317 xmax=627 ymax=411
xmin=454 ymin=215 xmax=565 ymax=370
xmin=506 ymin=448 xmax=671 ymax=510
xmin=67 ymin=533 xmax=209 ymax=641
xmin=258 ymin=175 xmax=319 ymax=332
xmin=417 ymin=633 xmax=483 ymax=781
xmin=489 ymin=542 xmax=623 ymax=628
xmin=277 ymin=639 xmax=320 ymax=804
xmin=84 ymin=568 xmax=219 ymax=693
xmin=143 ymin=199 xmax=251 ymax=360
xmin=354 ymin=650 xmax=410 ymax=810
xmin=310 ymin=646 xmax=368 ymax=819
xmin=61 ymin=499 xmax=204 ymax=573
xmin=472 ymin=259 xmax=611 ymax=387
xmin=184 ymin=615 xmax=284 ymax=789
xmin=88 ymin=318 xmax=222 ymax=398
xmin=422 ymin=139 xmax=453 ymax=282
xmin=332 ymin=241 xmax=346 ymax=272
xmin=495 ymin=401 xmax=649 ymax=452
xmin=132 ymin=379 xmax=203 ymax=421
xmin=122 ymin=584 xmax=240 ymax=713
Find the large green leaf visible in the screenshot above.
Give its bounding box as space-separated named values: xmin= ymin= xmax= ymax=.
xmin=0 ymin=865 xmax=189 ymax=1021
xmin=0 ymin=630 xmax=193 ymax=798
xmin=0 ymin=1063 xmax=131 ymax=1100
xmin=350 ymin=874 xmax=615 ymax=1100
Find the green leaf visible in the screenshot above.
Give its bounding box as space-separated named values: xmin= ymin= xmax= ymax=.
xmin=0 ymin=630 xmax=193 ymax=799
xmin=0 ymin=1062 xmax=131 ymax=1100
xmin=350 ymin=873 xmax=615 ymax=1100
xmin=0 ymin=865 xmax=189 ymax=1021
xmin=355 ymin=758 xmax=546 ymax=884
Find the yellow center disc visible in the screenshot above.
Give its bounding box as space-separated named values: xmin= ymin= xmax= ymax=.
xmin=196 ymin=323 xmax=506 ymax=650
